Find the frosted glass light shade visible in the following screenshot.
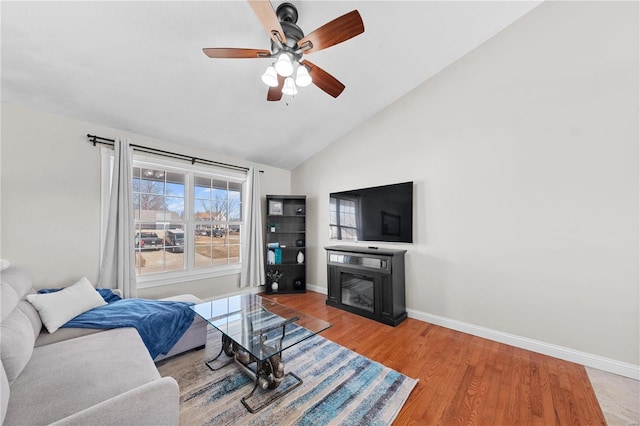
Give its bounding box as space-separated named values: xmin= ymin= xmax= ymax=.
xmin=261 ymin=66 xmax=279 ymax=87
xmin=274 ymin=53 xmax=293 ymax=77
xmin=282 ymin=77 xmax=298 ymax=96
xmin=295 ymin=65 xmax=312 ymax=87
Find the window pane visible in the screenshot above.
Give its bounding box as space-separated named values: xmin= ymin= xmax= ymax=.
xmin=166 ymin=196 xmax=184 ymax=218
xmin=139 ymin=194 xmax=164 ymax=214
xmin=212 ymin=225 xmax=227 ymax=245
xmin=140 ymin=168 xmax=165 ymax=194
xmin=228 ymin=182 xmax=242 ymax=221
xmin=163 ymin=226 xmax=185 ymax=254
xmin=228 ymin=245 xmax=240 ymax=265
xmin=211 ymin=193 xmax=227 ymax=220
xmin=194 ymin=242 xmax=213 ymax=269
xmin=194 ymin=176 xmax=211 ymax=199
xmin=166 ymin=180 xmax=185 ymax=197
xmin=194 ymin=200 xmax=211 ymax=220
xmin=229 ymin=227 xmax=241 ymax=264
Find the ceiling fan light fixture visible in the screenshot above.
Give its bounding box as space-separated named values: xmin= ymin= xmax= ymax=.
xmin=261 ymin=66 xmax=279 ymax=87
xmin=295 ymin=65 xmax=312 ymax=87
xmin=274 ymin=53 xmax=293 ymax=77
xmin=282 ymin=77 xmax=298 ymax=96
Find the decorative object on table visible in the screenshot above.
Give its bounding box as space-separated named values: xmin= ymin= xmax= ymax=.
xmin=295 ymin=239 xmax=304 ymax=247
xmin=297 ymin=251 xmax=304 ymax=264
xmin=268 ymin=200 xmax=283 ymax=215
xmin=293 ymin=279 xmax=303 ymax=290
xmin=269 ymin=223 xmax=277 ymax=232
xmin=266 ymin=270 xmax=284 ymax=292
xmin=296 ymin=207 xmax=305 ymax=215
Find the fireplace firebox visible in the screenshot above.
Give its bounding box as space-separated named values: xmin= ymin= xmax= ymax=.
xmin=325 ymin=246 xmax=407 ymax=326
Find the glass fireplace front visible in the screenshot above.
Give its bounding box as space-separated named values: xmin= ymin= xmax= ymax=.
xmin=341 ymin=272 xmax=374 ymax=313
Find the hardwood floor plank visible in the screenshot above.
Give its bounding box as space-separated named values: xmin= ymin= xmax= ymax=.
xmin=262 ymin=291 xmax=606 ymax=425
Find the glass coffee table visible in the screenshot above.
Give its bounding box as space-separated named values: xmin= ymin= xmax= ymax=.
xmin=190 ymin=293 xmax=331 ymax=413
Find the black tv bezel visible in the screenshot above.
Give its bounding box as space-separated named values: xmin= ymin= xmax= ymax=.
xmin=329 ymin=181 xmax=413 ymax=244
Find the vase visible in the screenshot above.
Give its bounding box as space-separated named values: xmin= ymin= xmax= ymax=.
xmin=297 ymin=251 xmax=304 ymax=264
xmin=271 ymin=282 xmax=279 ymax=292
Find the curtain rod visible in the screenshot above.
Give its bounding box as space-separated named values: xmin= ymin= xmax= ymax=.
xmin=87 ymin=134 xmax=263 ymax=173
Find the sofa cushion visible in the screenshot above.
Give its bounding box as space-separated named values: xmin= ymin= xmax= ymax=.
xmin=0 ymin=283 xmax=19 ymax=322
xmin=1 ymin=267 xmax=33 ymax=301
xmin=35 ymin=327 xmax=103 ymax=347
xmin=1 ymin=361 xmax=9 ymax=425
xmin=0 ymin=308 xmax=36 ymax=384
xmin=17 ymin=299 xmax=42 ymax=337
xmin=4 ymin=328 xmax=161 ymax=426
xmin=26 ymin=277 xmax=107 ymax=333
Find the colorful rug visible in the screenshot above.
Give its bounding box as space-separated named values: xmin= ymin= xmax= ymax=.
xmin=157 ymin=330 xmax=418 ymax=425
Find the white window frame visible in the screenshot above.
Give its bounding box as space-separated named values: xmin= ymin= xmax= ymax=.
xmin=100 ymin=148 xmax=247 ymax=289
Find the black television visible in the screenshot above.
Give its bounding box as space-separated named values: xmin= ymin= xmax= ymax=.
xmin=329 ymin=181 xmax=413 ymax=243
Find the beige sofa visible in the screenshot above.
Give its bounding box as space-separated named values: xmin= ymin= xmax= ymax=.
xmin=0 ymin=267 xmax=193 ymax=425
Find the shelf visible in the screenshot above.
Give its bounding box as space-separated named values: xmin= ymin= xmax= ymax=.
xmin=266 ymin=263 xmax=305 ymax=266
xmin=265 ymin=195 xmax=307 ymax=294
xmin=267 ymin=231 xmax=306 ymax=234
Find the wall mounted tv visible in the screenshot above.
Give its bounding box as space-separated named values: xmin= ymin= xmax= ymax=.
xmin=329 ymin=181 xmax=413 ymax=243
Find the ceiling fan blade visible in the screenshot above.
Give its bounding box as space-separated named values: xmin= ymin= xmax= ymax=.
xmin=297 ymin=10 xmax=364 ymax=54
xmin=247 ymin=0 xmax=287 ymax=44
xmin=301 ymin=60 xmax=345 ymax=98
xmin=203 ymin=48 xmax=270 ymax=59
xmin=267 ymin=75 xmax=285 ymax=101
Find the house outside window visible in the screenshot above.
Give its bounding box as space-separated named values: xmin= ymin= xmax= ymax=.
xmin=102 ymin=150 xmax=246 ymax=287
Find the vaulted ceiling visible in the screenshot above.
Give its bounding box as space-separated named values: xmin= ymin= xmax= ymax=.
xmin=1 ymin=1 xmax=541 ymax=169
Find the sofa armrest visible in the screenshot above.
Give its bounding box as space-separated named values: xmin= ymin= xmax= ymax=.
xmin=49 ymin=377 xmax=179 ymax=426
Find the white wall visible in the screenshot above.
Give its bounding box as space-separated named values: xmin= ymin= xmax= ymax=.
xmin=292 ymin=1 xmax=639 ymax=371
xmin=1 ymin=103 xmax=291 ymax=299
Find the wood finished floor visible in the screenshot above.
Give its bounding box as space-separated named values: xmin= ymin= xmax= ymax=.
xmin=263 ymin=291 xmax=606 ymax=426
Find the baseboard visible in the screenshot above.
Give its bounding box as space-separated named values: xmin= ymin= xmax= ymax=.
xmin=407 ymin=308 xmax=640 ymax=380
xmin=306 ymin=283 xmax=327 ymax=294
xmin=303 ymin=284 xmax=639 ymax=380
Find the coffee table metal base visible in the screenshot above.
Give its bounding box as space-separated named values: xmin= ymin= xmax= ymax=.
xmin=205 ymin=334 xmax=303 ymax=413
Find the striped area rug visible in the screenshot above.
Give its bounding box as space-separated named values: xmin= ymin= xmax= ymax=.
xmin=158 ymin=330 xmax=418 ymax=425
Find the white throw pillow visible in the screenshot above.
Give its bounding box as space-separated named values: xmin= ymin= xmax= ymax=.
xmin=26 ymin=277 xmax=107 ymax=333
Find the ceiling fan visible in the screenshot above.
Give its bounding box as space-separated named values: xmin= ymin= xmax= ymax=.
xmin=203 ymin=1 xmax=365 ymax=101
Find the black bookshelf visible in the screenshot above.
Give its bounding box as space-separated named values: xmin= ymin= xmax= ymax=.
xmin=265 ymin=195 xmax=306 ymax=294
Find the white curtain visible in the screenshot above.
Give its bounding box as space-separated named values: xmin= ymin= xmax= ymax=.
xmin=99 ymin=137 xmax=137 ymax=298
xmin=240 ymin=167 xmax=265 ymax=288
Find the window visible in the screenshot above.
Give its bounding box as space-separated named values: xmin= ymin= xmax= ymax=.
xmin=102 ymin=150 xmax=246 ymax=286
xmin=329 ymin=196 xmax=358 ymax=240
xmin=193 ymin=176 xmax=242 ymax=269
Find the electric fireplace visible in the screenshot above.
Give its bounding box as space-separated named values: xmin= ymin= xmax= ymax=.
xmin=325 ymin=246 xmax=407 ymax=326
xmin=341 ymin=273 xmax=375 ymax=313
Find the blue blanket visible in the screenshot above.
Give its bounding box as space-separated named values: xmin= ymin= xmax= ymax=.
xmin=39 ymin=288 xmax=196 ymax=359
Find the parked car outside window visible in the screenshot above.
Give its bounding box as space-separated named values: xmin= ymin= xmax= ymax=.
xmin=165 ymin=229 xmax=185 ymax=253
xmin=135 ymin=232 xmax=163 ymax=250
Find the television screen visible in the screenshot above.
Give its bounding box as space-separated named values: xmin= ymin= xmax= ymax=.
xmin=329 ymin=181 xmax=413 ymax=243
